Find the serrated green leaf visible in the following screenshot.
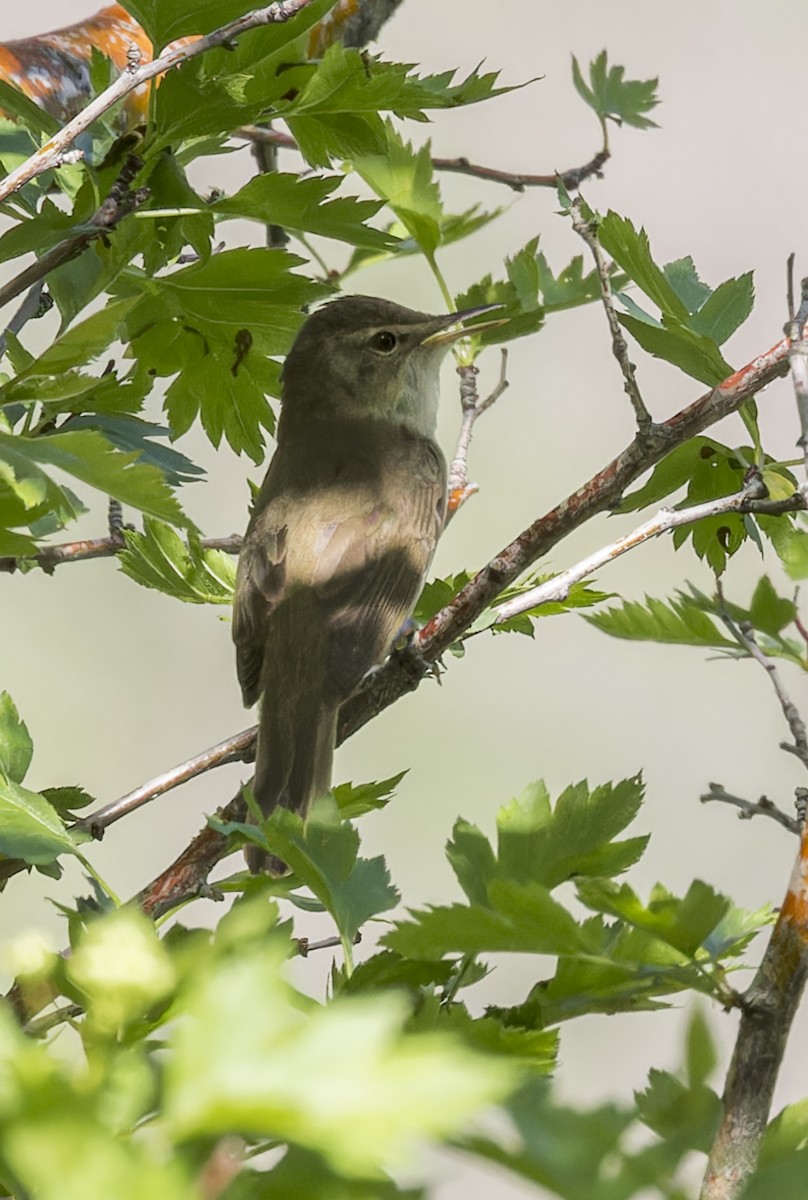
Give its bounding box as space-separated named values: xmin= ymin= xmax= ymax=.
xmin=386 ymin=883 xmax=588 ymax=960
xmin=663 ymin=256 xmax=712 ymax=314
xmin=571 ymin=52 xmax=659 ymax=130
xmin=0 ymin=430 xmax=189 ymax=528
xmin=576 ymin=878 xmax=730 ymax=956
xmin=119 ymin=518 xmax=236 ymax=603
xmin=263 ymin=805 xmax=399 ymax=952
xmin=40 ymin=785 xmax=95 ymax=817
xmin=332 ymin=772 xmax=407 ymax=819
xmin=689 ymin=273 xmax=754 ymax=345
xmin=496 ymin=777 xmax=647 ymax=889
xmin=0 ymin=776 xmax=78 ymax=865
xmin=0 ymin=692 xmax=32 ymax=784
xmin=352 ymin=122 xmax=443 ymax=257
xmin=14 ymin=297 xmax=138 ymax=378
xmin=212 ymin=172 xmax=394 ymax=250
xmin=599 ymin=212 xmax=690 ymax=322
xmin=619 ymin=312 xmax=732 ymax=385
xmin=585 ymin=594 xmax=735 ymax=649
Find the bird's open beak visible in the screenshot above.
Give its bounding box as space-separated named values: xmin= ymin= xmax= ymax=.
xmin=420 ymin=304 xmax=507 ymax=347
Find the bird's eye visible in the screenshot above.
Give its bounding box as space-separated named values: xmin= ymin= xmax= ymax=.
xmin=370 ymin=330 xmax=397 ymax=353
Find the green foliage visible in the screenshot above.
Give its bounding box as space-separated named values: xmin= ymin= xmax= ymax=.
xmin=118 ymin=518 xmax=237 ymax=603
xmin=588 ymin=579 xmax=808 ymax=670
xmin=0 ymin=9 xmax=797 ymax=1196
xmin=572 ymin=50 xmax=660 ymax=135
xmin=597 ymin=212 xmax=755 ymax=387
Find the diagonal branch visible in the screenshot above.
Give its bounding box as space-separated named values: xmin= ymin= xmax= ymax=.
xmin=0 ymin=154 xmax=150 ymax=311
xmin=490 ymin=475 xmax=803 ymax=626
xmin=0 ymin=1 xmax=316 ymax=205
xmin=338 ymin=335 xmax=791 ymax=742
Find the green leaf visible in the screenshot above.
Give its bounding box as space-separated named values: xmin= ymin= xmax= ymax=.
xmin=585 ymin=594 xmax=735 ymax=649
xmin=119 ymin=518 xmax=236 ymax=604
xmin=332 ymin=772 xmax=407 ymax=820
xmin=212 ymin=172 xmax=394 ymax=250
xmin=13 ymin=297 xmax=138 ymax=378
xmin=576 ymin=878 xmax=730 ymax=956
xmin=385 ymin=884 xmax=589 ymax=960
xmin=689 ymin=273 xmax=754 ymax=345
xmin=352 ymin=122 xmax=443 ymax=257
xmin=0 ymin=80 xmax=59 ymax=137
xmin=495 ymin=777 xmax=648 ymax=890
xmin=166 ymin=930 xmax=515 ymax=1175
xmin=571 ymin=52 xmax=659 ymax=130
xmin=66 ymin=415 xmax=204 ymax=488
xmin=599 ymin=212 xmax=690 ymax=322
xmin=0 ymin=776 xmax=78 ymax=865
xmin=0 ymin=692 xmax=32 ymax=784
xmin=748 ymin=574 xmax=796 ymax=637
xmin=455 ymin=239 xmax=546 ymax=345
xmin=663 ymin=256 xmax=712 ymax=314
xmin=618 ymin=312 xmax=732 ymax=385
xmin=263 ymin=805 xmax=399 ymax=951
xmin=0 ymin=430 xmax=189 ymax=529
xmin=40 ymin=786 xmax=95 ymax=817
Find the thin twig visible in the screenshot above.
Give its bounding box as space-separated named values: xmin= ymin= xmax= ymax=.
xmin=0 ymin=1 xmax=316 ymax=205
xmin=0 ymin=154 xmax=150 ymax=311
xmin=491 ymin=473 xmax=797 ymax=625
xmin=446 ymin=350 xmax=509 ymax=515
xmin=570 ymin=196 xmax=652 ymax=433
xmin=235 ymin=126 xmax=611 ymax=193
xmin=715 ymin=581 xmax=808 ymax=772
xmin=700 ymin=783 xmax=799 ymax=834
xmin=785 ymin=270 xmax=808 ymax=476
xmin=0 ymin=533 xmax=242 ymax=574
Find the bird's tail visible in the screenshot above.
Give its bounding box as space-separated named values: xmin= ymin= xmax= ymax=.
xmin=246 ymin=604 xmax=338 ymax=875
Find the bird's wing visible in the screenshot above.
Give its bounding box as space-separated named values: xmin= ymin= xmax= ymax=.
xmin=233 ymin=432 xmax=446 ymax=707
xmin=232 ymin=516 xmax=289 ymax=707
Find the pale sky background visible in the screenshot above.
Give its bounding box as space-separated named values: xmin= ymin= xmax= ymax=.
xmin=2 ymin=3 xmax=807 ymax=1197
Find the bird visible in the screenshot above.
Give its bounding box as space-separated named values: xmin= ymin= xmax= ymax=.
xmin=232 ymin=294 xmax=500 ymax=872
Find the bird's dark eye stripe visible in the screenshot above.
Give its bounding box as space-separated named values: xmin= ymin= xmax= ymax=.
xmin=370 ymin=330 xmax=397 ymax=353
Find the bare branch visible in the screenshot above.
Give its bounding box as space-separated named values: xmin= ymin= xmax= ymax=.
xmin=715 ymin=583 xmax=808 ymax=773
xmin=431 ymin=148 xmax=610 ymax=192
xmin=700 ymin=783 xmax=799 ymax=834
xmin=0 ymin=533 xmax=242 ymax=575
xmin=0 ymin=1 xmax=316 ymax=205
xmin=491 ymin=473 xmax=799 ymax=625
xmin=570 ymin=196 xmax=652 ymax=432
xmin=235 ymin=126 xmax=611 ymax=193
xmin=75 ymin=727 xmax=257 ymax=838
xmin=785 ymin=269 xmax=808 ymax=476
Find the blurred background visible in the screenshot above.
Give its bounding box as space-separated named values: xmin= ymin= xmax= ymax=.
xmin=1 ymin=2 xmax=806 ymax=1195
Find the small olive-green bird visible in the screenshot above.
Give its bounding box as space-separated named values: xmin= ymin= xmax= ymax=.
xmin=233 ymin=295 xmax=499 ymax=872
